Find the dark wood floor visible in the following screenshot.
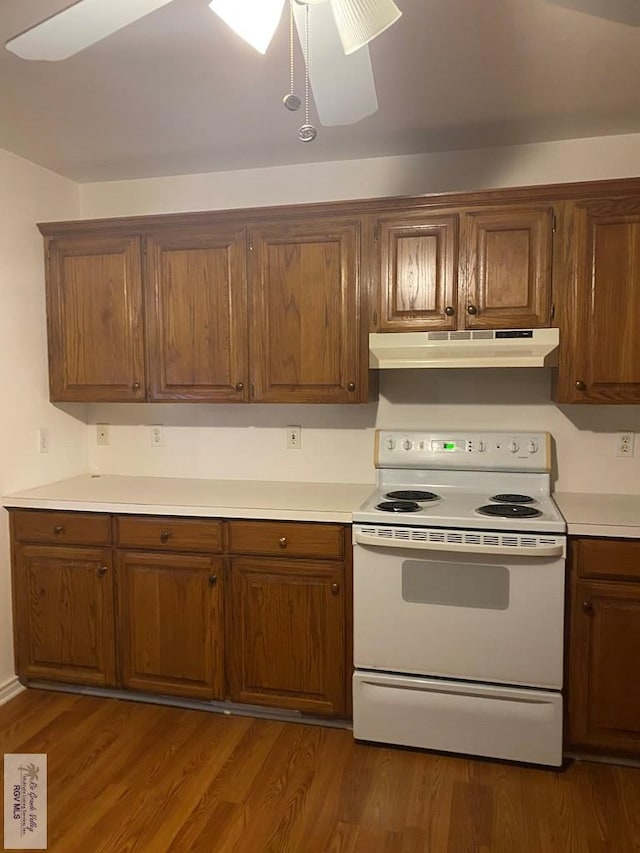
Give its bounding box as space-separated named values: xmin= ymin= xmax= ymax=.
xmin=1 ymin=689 xmax=639 ymax=852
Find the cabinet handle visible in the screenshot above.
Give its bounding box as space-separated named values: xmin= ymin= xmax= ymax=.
xmin=331 ymin=583 xmax=340 ymax=596
xmin=132 ymin=382 xmax=141 ymax=391
xmin=208 ymin=574 xmax=218 ymax=587
xmin=582 ymin=601 xmax=594 ymax=615
xmin=160 ymin=530 xmax=171 ymax=543
xmin=347 ymin=382 xmax=356 ymax=392
xmin=279 ymin=537 xmax=288 ymax=549
xmin=467 ymin=305 xmax=478 ymax=315
xmin=444 ymin=306 xmax=455 ymax=316
xmin=575 ymin=380 xmax=587 ymax=391
xmin=53 ymin=525 xmax=64 ymax=535
xmin=97 ymin=565 xmax=108 ymax=577
xmin=235 ymin=382 xmax=244 ymax=392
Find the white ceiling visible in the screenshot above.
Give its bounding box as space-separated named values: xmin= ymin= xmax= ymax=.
xmin=1 ymin=0 xmax=640 ymax=183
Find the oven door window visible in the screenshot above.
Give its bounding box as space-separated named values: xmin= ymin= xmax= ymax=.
xmin=402 ymin=559 xmax=509 ymax=610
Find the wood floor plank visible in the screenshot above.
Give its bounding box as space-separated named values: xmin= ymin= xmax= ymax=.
xmin=1 ymin=689 xmax=640 ymax=852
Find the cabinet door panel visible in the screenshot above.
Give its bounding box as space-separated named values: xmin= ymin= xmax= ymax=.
xmin=118 ymin=551 xmax=224 ymax=699
xmin=463 ymin=208 xmax=552 ymax=329
xmin=46 ymin=236 xmax=144 ymax=401
xmin=377 ymin=215 xmax=458 ymax=331
xmin=228 ymin=557 xmax=345 ymax=714
xmin=146 ymin=230 xmax=248 ymax=401
xmin=568 ymin=577 xmax=640 ymax=754
xmin=566 ymin=202 xmax=640 ymax=402
xmin=249 ymin=220 xmax=361 ymax=402
xmin=13 ymin=545 xmax=116 ymax=686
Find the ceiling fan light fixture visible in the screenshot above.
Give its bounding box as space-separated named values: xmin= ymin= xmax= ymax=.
xmin=208 ymin=0 xmax=286 ymax=54
xmin=329 ymin=0 xmax=402 ymax=55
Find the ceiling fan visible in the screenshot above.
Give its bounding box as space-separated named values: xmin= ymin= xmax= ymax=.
xmin=542 ymin=0 xmax=640 ymax=26
xmin=4 ymin=0 xmax=403 ymax=135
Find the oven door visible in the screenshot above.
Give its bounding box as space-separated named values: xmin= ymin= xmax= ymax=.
xmin=353 ymin=534 xmax=565 ymax=690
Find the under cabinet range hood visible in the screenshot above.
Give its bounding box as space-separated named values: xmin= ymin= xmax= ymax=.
xmin=369 ymin=328 xmax=560 ymax=370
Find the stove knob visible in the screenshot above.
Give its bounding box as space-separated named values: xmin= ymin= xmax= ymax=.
xmin=403 ymin=439 xmax=413 ymax=451
xmin=477 ymin=440 xmax=487 ymax=452
xmin=508 ymin=440 xmax=520 ymax=453
xmin=384 ymin=437 xmax=396 ymax=450
xmin=528 ymin=440 xmax=539 ymax=453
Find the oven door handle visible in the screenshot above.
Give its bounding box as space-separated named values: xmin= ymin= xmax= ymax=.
xmin=353 ymin=530 xmax=566 ymax=558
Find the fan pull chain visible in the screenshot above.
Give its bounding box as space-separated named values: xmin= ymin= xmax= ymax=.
xmin=298 ymin=2 xmax=317 ymax=142
xmin=282 ymin=0 xmax=301 ymax=113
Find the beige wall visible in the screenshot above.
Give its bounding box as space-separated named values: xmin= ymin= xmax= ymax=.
xmin=0 ymin=149 xmax=85 ymax=691
xmin=83 ymin=134 xmax=640 ymax=496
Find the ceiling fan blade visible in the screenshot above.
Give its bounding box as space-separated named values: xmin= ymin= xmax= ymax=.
xmin=209 ymin=0 xmax=287 ymax=54
xmin=543 ymin=0 xmax=640 ymax=26
xmin=5 ymin=0 xmax=177 ymax=61
xmin=293 ymin=1 xmax=378 ymax=127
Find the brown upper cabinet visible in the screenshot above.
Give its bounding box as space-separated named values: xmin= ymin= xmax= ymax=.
xmin=46 ymin=234 xmax=145 ymax=401
xmin=553 ymin=198 xmax=640 ymax=403
xmin=42 ymin=212 xmax=365 ymax=404
xmin=373 ymin=204 xmax=554 ymax=332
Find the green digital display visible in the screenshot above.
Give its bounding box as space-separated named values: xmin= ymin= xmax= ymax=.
xmin=443 ymin=441 xmax=456 ymax=450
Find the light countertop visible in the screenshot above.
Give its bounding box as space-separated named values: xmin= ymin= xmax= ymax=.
xmin=555 ymin=492 xmax=640 ymax=539
xmin=3 ymin=476 xmax=640 ymax=537
xmin=1 ymin=474 xmax=374 ymax=524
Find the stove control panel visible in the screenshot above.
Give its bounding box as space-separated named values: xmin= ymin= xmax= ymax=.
xmin=375 ymin=431 xmax=552 ymax=472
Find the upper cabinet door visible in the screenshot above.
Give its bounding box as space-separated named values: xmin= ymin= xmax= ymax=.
xmin=46 ymin=235 xmax=145 ymax=401
xmin=559 ymin=200 xmax=640 ymax=403
xmin=145 ymin=229 xmax=248 ymax=401
xmin=249 ymin=219 xmax=362 ymax=403
xmin=376 ymin=213 xmax=458 ymax=331
xmin=462 ymin=207 xmax=553 ymax=329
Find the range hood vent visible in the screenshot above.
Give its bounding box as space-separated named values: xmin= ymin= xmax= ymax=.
xmin=369 ymin=328 xmax=560 ymax=369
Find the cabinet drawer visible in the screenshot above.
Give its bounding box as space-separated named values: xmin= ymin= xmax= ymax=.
xmin=573 ymin=537 xmax=640 ymax=581
xmin=116 ymin=515 xmax=222 ymax=553
xmin=228 ymin=521 xmax=344 ymax=558
xmin=11 ymin=510 xmax=112 ymax=546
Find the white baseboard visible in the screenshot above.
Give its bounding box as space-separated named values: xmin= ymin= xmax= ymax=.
xmin=0 ymin=676 xmax=25 ymax=706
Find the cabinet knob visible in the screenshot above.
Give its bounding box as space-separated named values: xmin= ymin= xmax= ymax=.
xmin=331 ymin=583 xmax=340 ymax=596
xmin=53 ymin=525 xmax=64 ymax=535
xmin=467 ymin=305 xmax=478 ymax=315
xmin=279 ymin=537 xmax=288 ymax=549
xmin=235 ymin=382 xmax=244 ymax=392
xmin=444 ymin=306 xmax=455 ymax=316
xmin=347 ymin=382 xmax=356 ymax=392
xmin=208 ymin=574 xmax=218 ymax=587
xmin=132 ymin=382 xmax=141 ymax=391
xmin=160 ymin=530 xmax=171 ymax=543
xmin=97 ymin=565 xmax=108 ymax=577
xmin=582 ymin=601 xmax=594 ymax=615
xmin=575 ymin=380 xmax=587 ymax=391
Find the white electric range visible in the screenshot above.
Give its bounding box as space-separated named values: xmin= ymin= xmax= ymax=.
xmin=352 ymin=430 xmax=567 ymax=767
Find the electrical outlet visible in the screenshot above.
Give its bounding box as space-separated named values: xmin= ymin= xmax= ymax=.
xmin=38 ymin=428 xmax=49 ymax=454
xmin=150 ymin=425 xmax=164 ymax=447
xmin=96 ymin=424 xmax=110 ymax=446
xmin=286 ymin=425 xmax=302 ymax=450
xmin=616 ymin=432 xmax=635 ymax=458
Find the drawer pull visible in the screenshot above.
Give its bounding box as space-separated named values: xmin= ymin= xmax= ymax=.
xmin=582 ymin=601 xmax=594 ymax=616
xmin=279 ymin=537 xmax=288 ymax=549
xmin=331 ymin=583 xmax=340 ymax=596
xmin=53 ymin=525 xmax=64 ymax=535
xmin=160 ymin=530 xmax=171 ymax=543
xmin=208 ymin=574 xmax=218 ymax=587
xmin=97 ymin=565 xmax=108 ymax=577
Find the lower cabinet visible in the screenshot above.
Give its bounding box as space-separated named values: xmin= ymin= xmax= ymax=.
xmin=566 ymin=537 xmax=640 ymax=756
xmin=12 ymin=542 xmax=117 ymax=687
xmin=227 ymin=557 xmax=345 ymax=715
xmin=117 ymin=551 xmax=225 ymax=700
xmin=9 ymin=509 xmax=350 ymax=718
